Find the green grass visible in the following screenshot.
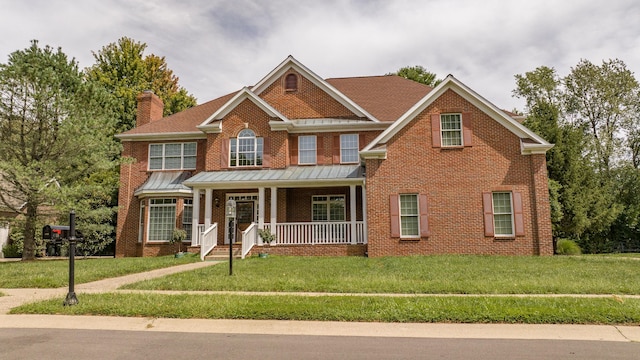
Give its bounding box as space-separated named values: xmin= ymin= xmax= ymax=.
xmin=122 ymin=255 xmax=640 ymax=294
xmin=0 ymin=254 xmax=198 ymax=288
xmin=11 ymin=293 xmax=640 ymax=324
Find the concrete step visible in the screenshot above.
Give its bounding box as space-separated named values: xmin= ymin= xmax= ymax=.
xmin=205 ymin=247 xmax=242 ymax=261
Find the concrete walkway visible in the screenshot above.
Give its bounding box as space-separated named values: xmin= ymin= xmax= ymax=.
xmin=0 ymin=261 xmax=639 ymax=342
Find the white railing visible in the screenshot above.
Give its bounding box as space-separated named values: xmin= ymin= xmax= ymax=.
xmin=200 ymin=223 xmax=218 ymax=261
xmin=264 ymin=221 xmax=365 ymax=245
xmin=241 ymin=223 xmax=257 ymax=259
xmin=192 ymin=224 xmax=205 ymax=246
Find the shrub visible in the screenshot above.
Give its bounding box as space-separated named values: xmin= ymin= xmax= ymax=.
xmin=2 ymin=242 xmax=22 ymax=258
xmin=556 ymin=239 xmax=582 ymax=255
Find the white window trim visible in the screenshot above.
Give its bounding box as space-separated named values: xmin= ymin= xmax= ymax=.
xmin=147 ymin=198 xmax=177 ymax=242
xmin=182 ymin=198 xmax=193 ymax=242
xmin=229 ymin=130 xmax=263 ymax=167
xmin=148 ymin=143 xmax=197 ymax=170
xmin=312 ymin=195 xmax=346 ymax=222
xmin=298 ymin=135 xmax=317 ymax=165
xmin=492 ymin=192 xmax=515 ymax=237
xmin=399 ymin=194 xmax=419 ymax=238
xmin=340 ymin=134 xmax=359 ymax=164
xmin=138 ymin=201 xmax=145 ymax=243
xmin=440 ymin=113 xmax=463 ymax=147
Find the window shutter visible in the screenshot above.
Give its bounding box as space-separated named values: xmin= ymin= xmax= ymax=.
xmin=220 ymin=139 xmax=229 ymax=169
xmin=316 ymin=136 xmax=324 ymax=165
xmin=482 ymin=192 xmax=494 ymax=237
xmin=389 ymin=194 xmax=400 ymax=238
xmin=263 ymin=137 xmax=271 ymax=168
xmin=290 ymin=135 xmax=298 ymax=165
xmin=462 ymin=112 xmax=473 ymax=147
xmin=332 ymin=135 xmax=341 ymax=164
xmin=419 ymin=194 xmax=430 ymax=237
xmin=513 ymin=191 xmax=525 ymax=236
xmin=431 ymin=114 xmax=441 ymax=148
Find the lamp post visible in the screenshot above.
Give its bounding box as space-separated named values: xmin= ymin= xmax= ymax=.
xmin=226 ymin=199 xmax=236 ymax=276
xmin=63 ymin=210 xmax=78 ymax=306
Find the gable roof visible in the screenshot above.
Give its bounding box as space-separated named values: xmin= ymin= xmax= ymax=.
xmin=252 ymin=55 xmax=380 ymax=122
xmin=327 ymin=75 xmax=433 ymax=122
xmin=361 ymin=75 xmax=553 ymax=157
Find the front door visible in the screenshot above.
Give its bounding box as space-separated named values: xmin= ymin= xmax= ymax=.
xmin=235 ymin=201 xmax=255 ymax=242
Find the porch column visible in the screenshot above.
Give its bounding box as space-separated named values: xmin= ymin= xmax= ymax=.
xmin=191 ymin=188 xmax=201 ymax=244
xmin=258 ymin=187 xmax=265 ymax=230
xmin=350 ymin=184 xmax=357 ymax=244
xmin=270 ymin=187 xmax=277 ymax=238
xmin=361 ymin=183 xmax=367 ymax=244
xmin=204 ymin=188 xmax=212 ymax=229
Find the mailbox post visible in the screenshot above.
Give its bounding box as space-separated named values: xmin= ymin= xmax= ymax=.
xmin=226 ymin=199 xmax=236 ymax=276
xmin=64 ymin=210 xmax=79 ymax=306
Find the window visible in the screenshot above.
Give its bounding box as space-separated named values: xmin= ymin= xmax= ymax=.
xmin=230 ymin=129 xmax=264 ymax=167
xmin=312 ymin=195 xmax=345 ymax=222
xmin=299 ymin=136 xmax=317 ymax=165
xmin=182 ymin=198 xmax=193 ymax=241
xmin=400 ymin=194 xmax=419 ymax=237
xmin=149 ymin=143 xmax=196 ymax=170
xmin=440 ymin=114 xmax=462 ymax=147
xmin=483 ymin=191 xmax=524 ymax=237
xmin=285 ymin=73 xmax=298 ymax=91
xmin=138 ymin=201 xmax=145 ymax=243
xmin=340 ymin=134 xmax=359 ymax=163
xmin=148 ymin=198 xmax=176 ymax=241
xmin=492 ymin=192 xmax=514 ymax=236
xmin=390 ymin=194 xmax=429 ymax=238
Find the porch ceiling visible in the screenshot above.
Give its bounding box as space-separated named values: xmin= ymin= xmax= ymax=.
xmin=184 ymin=165 xmax=364 ymax=189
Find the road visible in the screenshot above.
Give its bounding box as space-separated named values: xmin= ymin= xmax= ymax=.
xmin=1 ymin=328 xmax=638 ymax=359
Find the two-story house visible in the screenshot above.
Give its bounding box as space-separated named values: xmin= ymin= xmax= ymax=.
xmin=115 ymin=56 xmax=554 ymax=259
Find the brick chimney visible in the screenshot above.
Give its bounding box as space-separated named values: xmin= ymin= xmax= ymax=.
xmin=136 ymin=90 xmax=164 ymax=127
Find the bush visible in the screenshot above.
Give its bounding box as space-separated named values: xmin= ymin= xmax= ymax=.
xmin=2 ymin=242 xmax=22 ymax=258
xmin=556 ymin=239 xmax=582 ymax=255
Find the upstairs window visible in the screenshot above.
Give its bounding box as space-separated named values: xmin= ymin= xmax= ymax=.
xmin=440 ymin=114 xmax=462 ymax=147
xmin=149 ymin=143 xmax=196 ymax=170
xmin=285 ymin=73 xmax=298 ymax=91
xmin=299 ymin=135 xmax=317 ymax=164
xmin=230 ymin=129 xmax=264 ymax=167
xmin=340 ymin=134 xmax=359 ymax=163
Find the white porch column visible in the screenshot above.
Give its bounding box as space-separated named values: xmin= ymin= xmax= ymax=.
xmin=350 ymin=184 xmax=357 ymax=244
xmin=204 ymin=188 xmax=213 ymax=229
xmin=361 ymin=183 xmax=367 ymax=244
xmin=191 ymin=188 xmax=201 ymax=244
xmin=258 ymin=187 xmax=265 ymax=230
xmin=270 ymin=187 xmax=277 ymax=237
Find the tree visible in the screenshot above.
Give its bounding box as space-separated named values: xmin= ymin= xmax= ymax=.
xmin=0 ymin=41 xmax=120 ymax=260
xmin=86 ymin=37 xmax=197 ymax=133
xmin=389 ymin=65 xmax=442 ymax=87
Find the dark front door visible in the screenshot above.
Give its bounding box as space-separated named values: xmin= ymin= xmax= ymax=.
xmin=235 ymin=201 xmax=255 ymax=242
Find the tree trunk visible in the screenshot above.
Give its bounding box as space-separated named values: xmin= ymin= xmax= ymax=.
xmin=22 ymin=201 xmax=38 ymax=261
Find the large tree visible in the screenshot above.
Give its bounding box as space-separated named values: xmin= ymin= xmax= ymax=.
xmin=0 ymin=41 xmax=120 ymax=260
xmin=86 ymin=37 xmax=197 ymax=133
xmin=389 ymin=65 xmax=442 ymax=87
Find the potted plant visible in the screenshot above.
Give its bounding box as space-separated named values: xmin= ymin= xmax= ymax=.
xmin=171 ymin=228 xmax=187 ymax=258
xmin=258 ymin=229 xmax=276 ymax=258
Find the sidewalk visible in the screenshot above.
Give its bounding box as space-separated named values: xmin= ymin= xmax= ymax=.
xmin=1 ymin=261 xmax=639 ymax=342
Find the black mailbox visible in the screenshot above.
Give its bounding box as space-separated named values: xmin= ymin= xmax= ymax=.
xmin=42 ymin=225 xmax=70 ymax=242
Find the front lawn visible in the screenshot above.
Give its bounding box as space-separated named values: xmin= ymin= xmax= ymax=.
xmin=0 ymin=254 xmax=199 ymax=288
xmin=122 ymin=255 xmax=640 ymax=294
xmin=11 ymin=292 xmax=640 ymax=324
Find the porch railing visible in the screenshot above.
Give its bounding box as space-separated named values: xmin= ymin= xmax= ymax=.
xmin=241 ymin=223 xmax=257 ymax=259
xmin=193 ymin=224 xmax=205 ymax=246
xmin=200 ymin=223 xmax=218 ymax=261
xmin=264 ymin=221 xmax=365 ymax=245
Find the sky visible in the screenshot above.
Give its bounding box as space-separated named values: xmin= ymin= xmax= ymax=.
xmin=1 ymin=0 xmax=639 ymax=112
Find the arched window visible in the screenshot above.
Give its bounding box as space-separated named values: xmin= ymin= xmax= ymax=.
xmin=285 ymin=73 xmax=298 ymax=91
xmin=230 ymin=129 xmax=264 ymax=167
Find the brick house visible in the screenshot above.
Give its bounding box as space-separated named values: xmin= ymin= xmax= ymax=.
xmin=115 ymin=56 xmax=553 ymax=259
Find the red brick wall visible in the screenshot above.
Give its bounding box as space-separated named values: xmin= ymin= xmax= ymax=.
xmin=365 ymin=89 xmax=553 ymax=257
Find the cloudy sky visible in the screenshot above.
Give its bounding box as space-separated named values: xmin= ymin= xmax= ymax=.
xmin=1 ymin=0 xmax=638 ymax=112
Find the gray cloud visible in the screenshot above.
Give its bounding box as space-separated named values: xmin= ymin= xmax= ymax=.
xmin=1 ymin=0 xmax=638 ymax=112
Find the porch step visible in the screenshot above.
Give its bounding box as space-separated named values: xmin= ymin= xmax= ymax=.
xmin=205 ymin=247 xmax=242 ymax=261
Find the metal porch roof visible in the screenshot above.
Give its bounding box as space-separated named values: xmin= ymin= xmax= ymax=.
xmin=184 ymin=165 xmax=364 ymax=189
xmin=134 ymin=171 xmax=193 ymax=197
